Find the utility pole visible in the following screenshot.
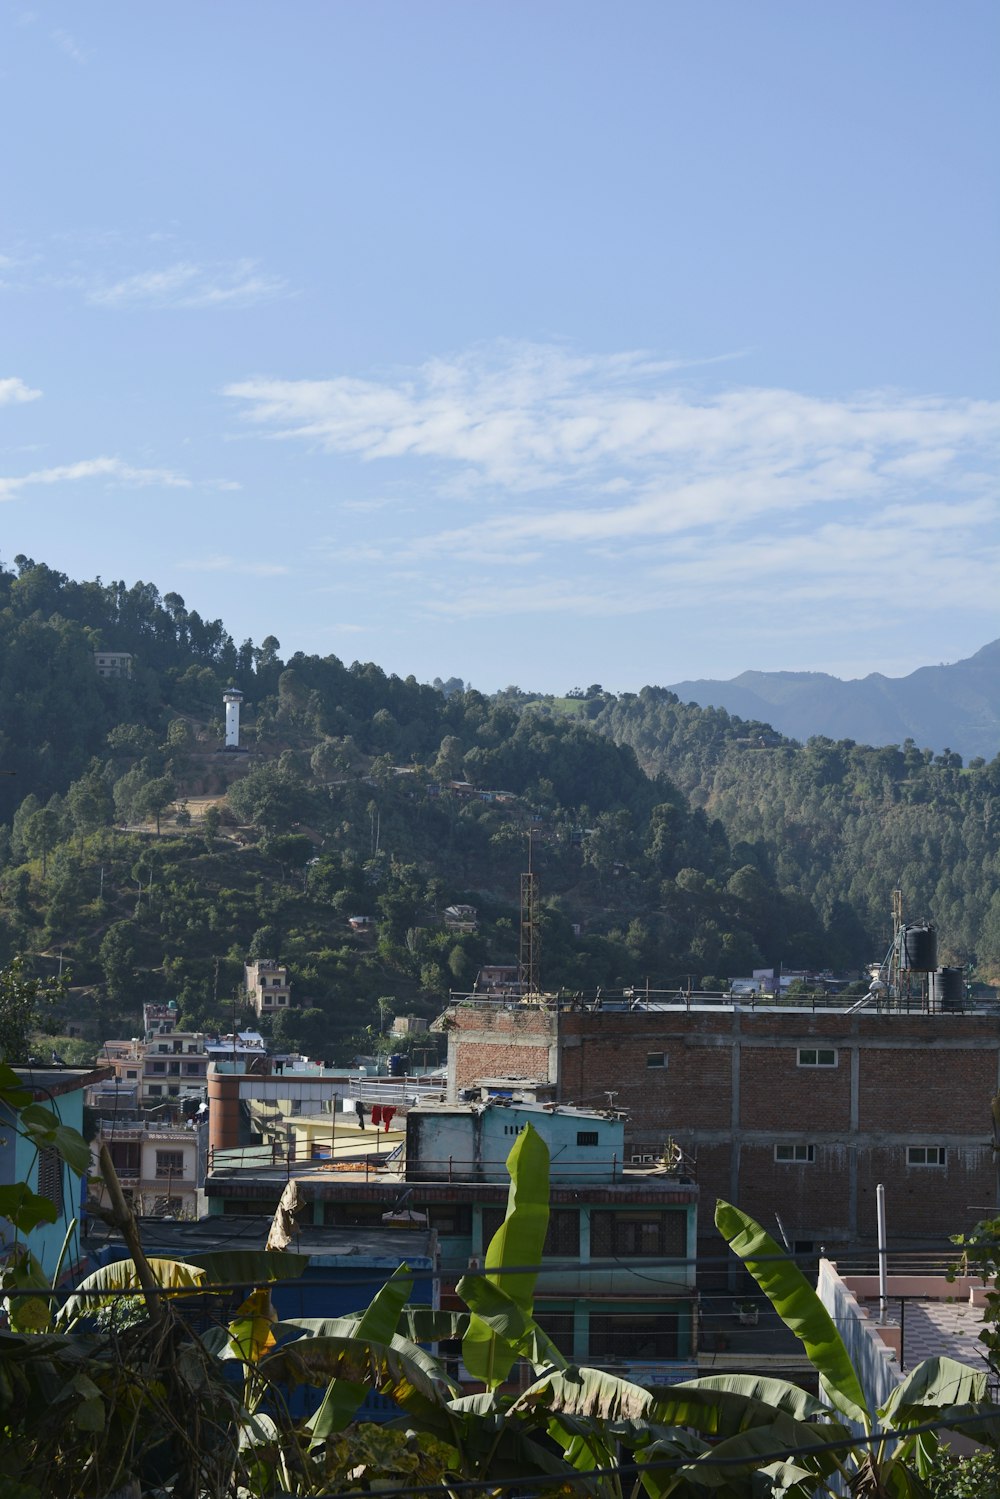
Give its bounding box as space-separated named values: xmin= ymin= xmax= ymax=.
xmin=519 ymin=830 xmax=539 ymax=997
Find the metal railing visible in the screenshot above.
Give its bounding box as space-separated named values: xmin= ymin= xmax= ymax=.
xmin=446 ymin=988 xmax=979 ymax=1015
xmin=207 ymin=1142 xmax=691 ymax=1184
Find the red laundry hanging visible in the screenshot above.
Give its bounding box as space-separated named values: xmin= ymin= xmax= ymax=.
xmin=370 ymin=1103 xmax=383 ymax=1126
xmin=382 ymin=1106 xmax=396 ymax=1132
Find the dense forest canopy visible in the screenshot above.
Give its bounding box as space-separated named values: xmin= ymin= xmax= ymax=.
xmin=0 ymin=557 xmax=996 ymax=1062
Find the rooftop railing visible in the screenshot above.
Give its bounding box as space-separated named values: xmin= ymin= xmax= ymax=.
xmin=445 ymin=988 xmax=991 ymax=1016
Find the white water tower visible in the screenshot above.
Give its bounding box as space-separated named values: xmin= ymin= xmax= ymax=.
xmin=223 ymin=687 xmax=243 ymax=750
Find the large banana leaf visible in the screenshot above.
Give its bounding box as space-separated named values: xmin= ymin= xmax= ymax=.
xmin=306 ymin=1263 xmax=413 ymax=1441
xmin=400 ymin=1306 xmax=469 ymax=1343
xmin=715 ymin=1200 xmax=869 ymax=1429
xmin=55 ymin=1256 xmax=207 ymax=1328
xmin=259 ymin=1332 xmax=461 ymax=1433
xmin=511 ymin=1364 xmax=661 ymax=1424
xmin=649 ymin=1374 xmax=840 ymax=1442
xmin=179 ymin=1248 xmax=309 ymax=1284
xmin=462 ymin=1122 xmax=550 ymax=1388
xmin=275 ymin=1306 xmax=470 ymax=1346
xmin=456 ymin=1268 xmax=568 ymax=1374
xmin=671 ymin=1414 xmax=847 ymax=1495
xmin=879 ymin=1354 xmax=986 ymax=1426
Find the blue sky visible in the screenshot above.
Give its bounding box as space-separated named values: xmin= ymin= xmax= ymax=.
xmin=1 ymin=1 xmax=997 ymax=693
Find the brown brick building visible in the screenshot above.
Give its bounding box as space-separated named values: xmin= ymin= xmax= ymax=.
xmin=437 ymin=999 xmax=1000 ymax=1257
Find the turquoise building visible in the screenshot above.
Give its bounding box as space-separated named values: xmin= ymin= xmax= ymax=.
xmin=0 ymin=1066 xmax=110 ymax=1281
xmin=407 ymin=1101 xmax=699 ymax=1376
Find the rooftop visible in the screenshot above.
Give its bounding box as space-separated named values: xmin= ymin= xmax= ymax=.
xmin=98 ymin=1216 xmax=436 ymax=1267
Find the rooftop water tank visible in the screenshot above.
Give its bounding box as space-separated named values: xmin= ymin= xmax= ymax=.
xmin=929 ymin=966 xmax=964 ymax=1012
xmin=902 ymin=924 xmax=937 ymax=972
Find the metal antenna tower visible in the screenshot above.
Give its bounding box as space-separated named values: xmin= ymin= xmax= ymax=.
xmin=519 ymin=830 xmax=539 ymax=997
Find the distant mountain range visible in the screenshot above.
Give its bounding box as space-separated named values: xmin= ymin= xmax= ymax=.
xmin=668 ymin=639 xmax=1000 ymax=762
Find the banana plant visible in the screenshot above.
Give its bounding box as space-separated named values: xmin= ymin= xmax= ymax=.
xmin=457 ymin=1120 xmax=558 ymax=1389
xmin=636 ymin=1201 xmax=1000 ymax=1499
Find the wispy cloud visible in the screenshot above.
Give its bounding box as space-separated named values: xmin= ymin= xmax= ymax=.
xmin=87 ymin=258 xmax=288 ymax=310
xmin=223 ymin=340 xmax=1000 ymax=626
xmin=0 ymin=456 xmax=238 ymax=502
xmin=176 ymin=555 xmax=289 ymax=577
xmin=0 ymin=377 xmax=41 ymax=406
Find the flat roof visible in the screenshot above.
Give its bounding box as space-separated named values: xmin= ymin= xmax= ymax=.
xmin=12 ymin=1064 xmax=114 ymax=1099
xmin=112 ymin=1217 xmax=435 ymax=1266
xmin=411 ymin=1100 xmax=617 ymax=1122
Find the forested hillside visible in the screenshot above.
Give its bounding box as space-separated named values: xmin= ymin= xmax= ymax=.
xmin=3 ymin=557 xmax=997 ymax=1066
xmin=593 ymin=686 xmax=1000 ymax=973
xmin=0 ymin=558 xmax=855 ymax=1063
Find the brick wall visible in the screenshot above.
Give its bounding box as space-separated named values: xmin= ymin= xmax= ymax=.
xmin=445 ymin=1003 xmax=1000 ymax=1250
xmin=443 ymin=1003 xmax=558 ymax=1097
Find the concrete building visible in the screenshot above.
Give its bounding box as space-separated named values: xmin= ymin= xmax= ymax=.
xmin=435 ymin=996 xmax=1000 ymax=1257
xmin=93 ymin=650 xmax=132 ymax=679
xmin=141 ymin=1029 xmax=209 ymax=1104
xmin=203 ymin=1075 xmax=698 ymax=1382
xmin=245 ymin=959 xmax=292 ymax=1017
xmin=94 ymin=1116 xmax=207 ymax=1218
xmin=1 ymin=1066 xmax=112 ymax=1279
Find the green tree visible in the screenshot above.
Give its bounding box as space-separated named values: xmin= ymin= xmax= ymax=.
xmin=22 ymin=804 xmax=61 ymax=877
xmin=99 ymin=920 xmax=137 ymax=1005
xmin=0 ymin=958 xmax=62 ymax=1061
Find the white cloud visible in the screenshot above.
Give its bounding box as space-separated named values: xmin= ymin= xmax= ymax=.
xmin=224 ymin=345 xmax=1000 ymax=498
xmin=177 ymin=555 xmax=289 ymax=577
xmin=225 ymin=341 xmax=1000 ymax=627
xmin=0 ymin=456 xmax=238 ymax=502
xmin=0 ymin=377 xmax=41 ymax=406
xmin=88 ymin=258 xmax=288 ymax=310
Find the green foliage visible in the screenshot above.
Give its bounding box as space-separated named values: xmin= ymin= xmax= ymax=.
xmin=0 ymin=960 xmax=64 ymax=1062
xmin=925 ymin=1446 xmax=1000 ymax=1498
xmin=460 ymin=1122 xmax=552 ymax=1388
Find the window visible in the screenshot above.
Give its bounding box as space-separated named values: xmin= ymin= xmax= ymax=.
xmin=646 ymin=1053 xmax=667 ymax=1068
xmin=147 ymin=1085 xmax=162 ymax=1097
xmin=126 ymin=1069 xmax=138 ymax=1079
xmin=535 ymin=1307 xmax=575 ymax=1351
xmin=588 ymin=1309 xmax=678 ymax=1360
xmin=155 ymin=1151 xmax=185 ymax=1179
xmin=591 ymin=1210 xmax=687 ymax=1258
xmin=425 ymin=1204 xmax=472 ymax=1235
xmin=907 ymin=1146 xmax=947 ymax=1167
xmin=774 ymin=1144 xmax=815 ymax=1163
xmin=797 ymin=1048 xmax=837 ymax=1068
xmin=185 ymin=1062 xmax=202 ymax=1075
xmin=546 ymin=1209 xmax=581 ymax=1256
xmin=36 ymin=1147 xmax=63 ymax=1213
xmin=576 ymin=1131 xmax=599 ymax=1147
xmin=482 ymin=1206 xmax=580 ymax=1257
xmin=149 ymin=1062 xmax=166 ymax=1074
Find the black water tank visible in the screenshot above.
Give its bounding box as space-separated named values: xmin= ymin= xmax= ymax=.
xmin=902 ymin=924 xmax=937 ymax=972
xmin=389 ymin=1052 xmax=406 ymax=1077
xmin=930 ymin=967 xmax=965 ymax=1011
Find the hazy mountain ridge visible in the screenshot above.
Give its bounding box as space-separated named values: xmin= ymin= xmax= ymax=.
xmin=667 ymin=639 xmax=1000 ymax=761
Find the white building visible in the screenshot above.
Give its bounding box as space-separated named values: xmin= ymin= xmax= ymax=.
xmin=223 ymin=686 xmax=243 ymax=749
